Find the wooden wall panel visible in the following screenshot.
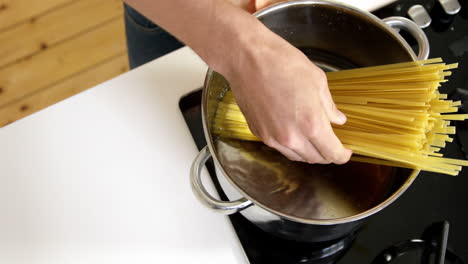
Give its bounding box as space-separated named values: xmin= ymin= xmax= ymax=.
xmin=0 ymin=0 xmax=73 ymax=31
xmin=0 ymin=0 xmax=129 ymax=127
xmin=0 ymin=18 xmax=127 ymax=107
xmin=0 ymin=54 xmax=129 ymax=127
xmin=0 ymin=0 xmax=123 ymax=67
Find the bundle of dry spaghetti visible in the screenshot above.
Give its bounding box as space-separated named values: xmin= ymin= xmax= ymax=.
xmin=213 ymin=58 xmax=468 ymax=176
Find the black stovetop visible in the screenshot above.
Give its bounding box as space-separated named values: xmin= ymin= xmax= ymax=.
xmin=179 ymin=1 xmax=468 ymax=263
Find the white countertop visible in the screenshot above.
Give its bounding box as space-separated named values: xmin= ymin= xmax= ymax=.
xmin=0 ymin=48 xmax=245 ymax=264
xmin=336 ymin=0 xmax=397 ymax=12
xmin=0 ymin=2 xmax=398 ymax=263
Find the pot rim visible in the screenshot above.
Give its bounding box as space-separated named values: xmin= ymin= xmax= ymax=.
xmin=201 ymin=0 xmax=421 ymax=225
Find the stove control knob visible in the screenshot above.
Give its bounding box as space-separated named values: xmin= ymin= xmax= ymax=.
xmin=438 ymin=0 xmax=462 ymax=15
xmin=408 ymin=5 xmax=432 ymax=28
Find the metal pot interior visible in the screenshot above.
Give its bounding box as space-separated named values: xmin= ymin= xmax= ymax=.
xmin=202 ymin=1 xmax=419 ymax=224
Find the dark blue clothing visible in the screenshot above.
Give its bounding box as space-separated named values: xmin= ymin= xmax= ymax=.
xmin=123 ymin=4 xmax=184 ymax=69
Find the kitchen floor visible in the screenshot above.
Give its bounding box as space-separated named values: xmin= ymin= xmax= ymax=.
xmin=0 ymin=0 xmax=129 ymax=127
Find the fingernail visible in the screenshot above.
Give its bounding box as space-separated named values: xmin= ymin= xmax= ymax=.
xmin=337 ymin=110 xmax=347 ymax=124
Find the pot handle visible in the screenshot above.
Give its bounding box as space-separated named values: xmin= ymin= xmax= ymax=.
xmin=190 ymin=146 xmax=253 ymax=215
xmin=383 ymin=16 xmax=430 ymax=60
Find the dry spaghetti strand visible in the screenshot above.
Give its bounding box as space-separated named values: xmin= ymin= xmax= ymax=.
xmin=212 ymin=58 xmax=468 ymax=176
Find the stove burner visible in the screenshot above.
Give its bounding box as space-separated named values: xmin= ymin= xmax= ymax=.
xmin=372 ymin=221 xmax=464 ymax=264
xmin=276 ymin=235 xmax=356 ymax=264
xmin=229 ymin=211 xmax=358 ymax=264
xmin=239 ymin=220 xmax=358 ymax=264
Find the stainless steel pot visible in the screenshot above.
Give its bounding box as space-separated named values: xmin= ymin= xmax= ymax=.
xmin=190 ymin=0 xmax=428 ymax=243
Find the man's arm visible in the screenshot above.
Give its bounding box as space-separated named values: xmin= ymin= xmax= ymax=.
xmin=123 ymin=0 xmax=352 ymax=164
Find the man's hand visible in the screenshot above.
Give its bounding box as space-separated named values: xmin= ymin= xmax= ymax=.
xmin=223 ymin=29 xmax=352 ymax=164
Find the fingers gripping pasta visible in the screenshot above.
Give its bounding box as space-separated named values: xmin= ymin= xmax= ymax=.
xmin=213 ymin=58 xmax=468 ymax=176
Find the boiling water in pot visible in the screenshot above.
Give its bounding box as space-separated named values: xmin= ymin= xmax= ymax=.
xmin=216 ymin=138 xmax=406 ymax=220
xmin=213 ymin=47 xmax=412 ymax=220
xmin=214 ymin=48 xmax=407 ymax=220
xmin=298 ymin=47 xmax=358 ymax=72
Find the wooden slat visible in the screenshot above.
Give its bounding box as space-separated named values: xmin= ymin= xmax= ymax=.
xmin=0 ymin=0 xmax=73 ymax=32
xmin=0 ymin=17 xmax=127 ymax=107
xmin=0 ymin=0 xmax=123 ymax=67
xmin=0 ymin=53 xmax=129 ymax=127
